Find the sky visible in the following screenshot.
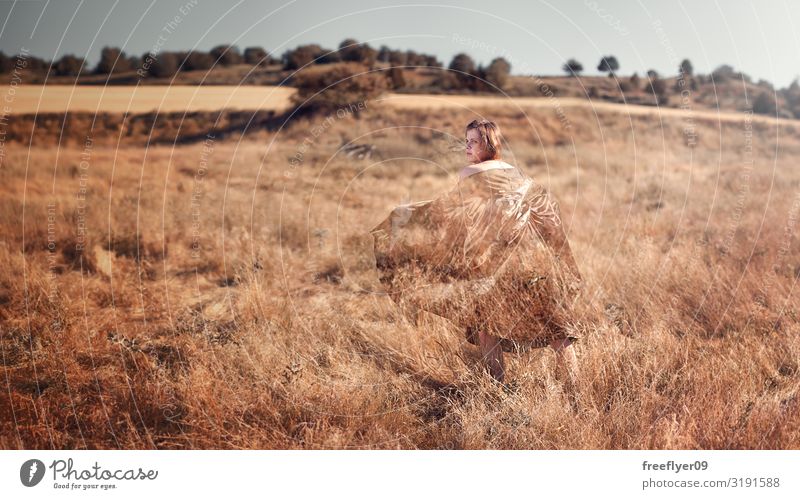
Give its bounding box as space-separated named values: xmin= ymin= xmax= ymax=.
xmin=1 ymin=0 xmax=798 ymax=88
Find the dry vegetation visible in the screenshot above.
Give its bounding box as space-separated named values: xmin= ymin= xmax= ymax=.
xmin=1 ymin=99 xmax=800 ymax=449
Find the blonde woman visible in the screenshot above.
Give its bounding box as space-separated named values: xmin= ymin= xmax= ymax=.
xmin=371 ymin=119 xmax=582 ymax=385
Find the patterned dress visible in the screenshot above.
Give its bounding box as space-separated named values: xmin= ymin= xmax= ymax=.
xmin=370 ymin=162 xmax=583 ymax=349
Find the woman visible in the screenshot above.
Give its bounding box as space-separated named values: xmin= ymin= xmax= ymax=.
xmin=371 ymin=119 xmax=582 ymax=384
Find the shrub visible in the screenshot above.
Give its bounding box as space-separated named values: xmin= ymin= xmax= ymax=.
xmin=243 ymin=46 xmax=268 ymax=65
xmin=291 ymin=63 xmax=388 ymax=114
xmin=387 ymin=67 xmax=406 ymax=89
xmin=485 ymin=57 xmax=511 ymax=90
xmin=147 ymin=52 xmax=180 ymax=78
xmin=53 ymin=54 xmax=85 ymax=76
xmin=562 ymin=58 xmax=583 ymax=76
xmin=448 ymin=53 xmax=476 ymax=89
xmin=210 ymin=45 xmax=243 ymax=66
xmin=282 ymin=44 xmax=325 ymax=70
xmin=753 ymin=92 xmax=777 ymax=115
xmin=597 ymin=55 xmax=619 ymax=76
xmin=184 ymin=51 xmax=215 ymax=71
xmin=95 ymin=46 xmax=132 ymax=74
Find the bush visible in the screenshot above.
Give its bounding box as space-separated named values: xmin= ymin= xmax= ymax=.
xmin=0 ymin=52 xmax=12 ymax=73
xmin=210 ymin=45 xmax=243 ymax=66
xmin=147 ymin=52 xmax=180 ymax=78
xmin=648 ymin=78 xmax=668 ymax=104
xmin=291 ymin=63 xmax=388 ymax=114
xmin=679 ymin=58 xmax=694 ymax=76
xmin=562 ymin=58 xmax=583 ymax=76
xmin=485 ymin=57 xmax=511 ymax=90
xmin=282 ymin=44 xmax=325 ymax=70
xmin=711 ymin=64 xmax=736 ymax=83
xmin=53 ymin=54 xmax=85 ymax=76
xmin=753 ymin=92 xmax=777 ymax=115
xmin=243 ymin=46 xmax=267 ymax=65
xmin=629 ymin=73 xmax=641 ymax=90
xmin=387 ymin=67 xmax=405 ymax=89
xmin=597 ymin=55 xmax=619 ymax=76
xmin=448 ymin=53 xmax=476 ymax=89
xmin=184 ymin=51 xmax=215 ymax=71
xmin=337 ymin=39 xmax=377 ymax=67
xmin=95 ymin=46 xmax=132 ymax=74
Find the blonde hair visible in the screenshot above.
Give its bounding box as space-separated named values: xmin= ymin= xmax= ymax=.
xmin=465 ymin=119 xmax=502 ymax=161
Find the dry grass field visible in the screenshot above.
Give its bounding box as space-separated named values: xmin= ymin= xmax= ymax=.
xmin=7 ymin=84 xmax=296 ymax=114
xmin=1 ymin=94 xmax=800 ymax=449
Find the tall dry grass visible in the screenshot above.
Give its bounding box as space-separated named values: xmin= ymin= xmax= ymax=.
xmin=1 ymin=102 xmax=799 ymax=449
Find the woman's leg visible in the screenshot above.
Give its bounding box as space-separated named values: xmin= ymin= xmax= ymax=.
xmin=478 ymin=330 xmax=505 ymax=382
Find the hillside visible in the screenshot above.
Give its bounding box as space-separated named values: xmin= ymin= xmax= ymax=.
xmin=2 ymin=100 xmax=799 ymax=449
xmin=6 ymin=62 xmax=794 ymax=119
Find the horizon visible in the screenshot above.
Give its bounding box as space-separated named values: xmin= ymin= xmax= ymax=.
xmin=1 ymin=0 xmax=798 ymax=89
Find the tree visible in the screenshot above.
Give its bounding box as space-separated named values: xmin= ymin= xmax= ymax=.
xmin=752 ymin=91 xmax=777 ymax=115
xmin=647 ymin=76 xmax=668 ymax=104
xmin=448 ymin=53 xmax=476 ymax=89
xmin=243 ymin=46 xmax=268 ymax=65
xmin=291 ymin=63 xmax=388 ymax=115
xmin=25 ymin=55 xmax=48 ymax=72
xmin=95 ymin=46 xmax=132 ymax=74
xmin=377 ymin=45 xmax=391 ymax=64
xmin=0 ymin=51 xmax=12 ymax=73
xmin=359 ymin=44 xmax=378 ymax=69
xmin=423 ymin=55 xmax=441 ymax=67
xmin=184 ymin=51 xmax=214 ymax=71
xmin=282 ymin=44 xmax=324 ymax=70
xmin=389 ymin=50 xmax=407 ymax=66
xmin=210 ymin=45 xmax=243 ymax=66
xmin=406 ymin=50 xmax=424 ymax=66
xmin=711 ymin=64 xmax=736 ymax=83
xmin=785 ymin=79 xmax=800 ymax=118
xmin=629 ymin=72 xmax=641 ymax=90
xmin=679 ymin=58 xmax=693 ymax=76
xmin=317 ymin=50 xmax=342 ymax=64
xmin=646 ymin=69 xmax=659 ymax=80
xmin=147 ymin=52 xmax=180 ymax=77
xmin=485 ymin=57 xmax=511 ymax=89
xmin=338 ymin=38 xmax=361 ymax=62
xmin=53 ymin=54 xmax=85 ymax=76
xmin=387 ymin=67 xmax=405 ymax=89
xmin=337 ymin=39 xmax=376 ymax=67
xmin=562 ymin=58 xmax=583 ymax=76
xmin=127 ymin=55 xmax=141 ymax=71
xmin=597 ymin=55 xmax=619 ymax=76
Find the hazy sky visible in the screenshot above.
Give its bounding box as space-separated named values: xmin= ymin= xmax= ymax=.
xmin=1 ymin=0 xmax=798 ymax=87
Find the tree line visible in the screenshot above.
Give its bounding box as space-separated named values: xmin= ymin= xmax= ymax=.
xmin=1 ymin=42 xmax=796 ymax=118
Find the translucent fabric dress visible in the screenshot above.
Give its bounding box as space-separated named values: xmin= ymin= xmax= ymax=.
xmin=370 ymin=161 xmax=583 ymax=349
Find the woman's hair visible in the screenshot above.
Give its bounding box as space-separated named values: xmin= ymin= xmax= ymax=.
xmin=465 ymin=119 xmax=502 ymax=161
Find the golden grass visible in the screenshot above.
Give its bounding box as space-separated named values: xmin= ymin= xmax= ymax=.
xmin=1 ymin=101 xmax=799 ymax=449
xmin=8 ymin=84 xmax=296 ymax=114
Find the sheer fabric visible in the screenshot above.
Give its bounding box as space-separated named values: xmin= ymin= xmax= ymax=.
xmin=371 ymin=164 xmax=582 ymax=348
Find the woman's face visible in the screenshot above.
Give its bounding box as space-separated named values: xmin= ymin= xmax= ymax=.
xmin=465 ymin=128 xmax=487 ymax=164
